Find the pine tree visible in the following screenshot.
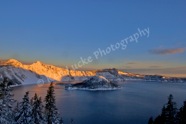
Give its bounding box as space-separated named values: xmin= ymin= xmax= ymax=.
xmin=45 ymin=82 xmax=63 ymax=124
xmin=160 ymin=106 xmax=166 ymax=123
xmin=15 ymin=91 xmax=32 ymax=124
xmin=164 ymin=94 xmax=177 ymax=124
xmin=148 ymin=117 xmax=154 ymax=124
xmin=152 ymin=94 xmax=177 ymax=124
xmin=153 ymin=115 xmax=163 ymax=124
xmin=31 ymin=93 xmax=44 ymax=124
xmin=0 ymin=77 xmax=15 ymax=124
xmin=176 ymin=101 xmax=186 ymax=124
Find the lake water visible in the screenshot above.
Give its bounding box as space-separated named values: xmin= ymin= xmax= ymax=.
xmin=12 ymin=81 xmax=186 ymax=124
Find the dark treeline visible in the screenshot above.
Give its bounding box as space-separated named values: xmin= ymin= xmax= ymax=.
xmin=148 ymin=94 xmax=186 ymax=124
xmin=0 ymin=77 xmax=63 ymax=124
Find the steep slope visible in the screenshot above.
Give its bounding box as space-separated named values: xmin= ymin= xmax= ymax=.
xmin=0 ymin=65 xmax=49 ymax=85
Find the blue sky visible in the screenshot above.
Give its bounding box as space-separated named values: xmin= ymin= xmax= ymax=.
xmin=0 ymin=1 xmax=186 ymax=77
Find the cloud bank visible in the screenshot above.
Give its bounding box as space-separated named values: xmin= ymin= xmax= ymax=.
xmin=149 ymin=48 xmax=185 ymax=55
xmin=124 ymin=66 xmax=186 ymax=78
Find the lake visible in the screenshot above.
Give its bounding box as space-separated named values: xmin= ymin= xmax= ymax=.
xmin=12 ymin=81 xmax=186 ymax=124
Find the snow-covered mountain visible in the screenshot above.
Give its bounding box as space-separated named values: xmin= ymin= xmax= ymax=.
xmin=0 ymin=59 xmax=95 ymax=85
xmin=66 ymin=76 xmax=120 ymax=90
xmin=0 ymin=59 xmax=129 ymax=85
xmin=1 ymin=59 xmax=183 ymax=86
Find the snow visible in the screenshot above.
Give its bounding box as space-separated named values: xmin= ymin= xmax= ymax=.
xmin=2 ymin=59 xmax=95 ymax=82
xmin=0 ymin=66 xmax=50 ymax=86
xmin=0 ymin=59 xmax=127 ymax=86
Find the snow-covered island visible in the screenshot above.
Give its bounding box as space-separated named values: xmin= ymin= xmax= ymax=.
xmin=65 ymin=76 xmax=121 ymax=91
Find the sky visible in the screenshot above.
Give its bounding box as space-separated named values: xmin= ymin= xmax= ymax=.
xmin=0 ymin=0 xmax=186 ymax=77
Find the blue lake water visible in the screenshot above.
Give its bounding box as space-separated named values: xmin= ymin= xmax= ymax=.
xmin=12 ymin=81 xmax=186 ymax=124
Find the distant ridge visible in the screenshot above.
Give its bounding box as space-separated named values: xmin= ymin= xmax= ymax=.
xmin=0 ymin=59 xmax=185 ymax=85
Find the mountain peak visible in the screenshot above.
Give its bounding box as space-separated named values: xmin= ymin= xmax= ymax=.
xmin=5 ymin=59 xmax=22 ymax=66
xmin=32 ymin=60 xmax=44 ymax=64
xmin=7 ymin=58 xmax=20 ymax=63
xmin=35 ymin=61 xmax=43 ymax=64
xmin=31 ymin=61 xmax=46 ymax=67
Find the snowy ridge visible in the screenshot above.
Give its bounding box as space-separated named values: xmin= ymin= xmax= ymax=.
xmin=1 ymin=59 xmax=184 ymax=85
xmin=0 ymin=65 xmax=49 ymax=85
xmin=1 ymin=59 xmax=95 ymax=83
xmin=0 ymin=59 xmax=128 ymax=85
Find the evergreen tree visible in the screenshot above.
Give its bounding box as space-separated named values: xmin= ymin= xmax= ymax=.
xmin=148 ymin=117 xmax=154 ymax=124
xmin=164 ymin=94 xmax=177 ymax=124
xmin=153 ymin=106 xmax=167 ymax=124
xmin=31 ymin=93 xmax=44 ymax=124
xmin=45 ymin=82 xmax=63 ymax=124
xmin=0 ymin=77 xmax=15 ymax=124
xmin=176 ymin=101 xmax=186 ymax=124
xmin=150 ymin=94 xmax=177 ymax=124
xmin=161 ymin=106 xmax=167 ymax=123
xmin=153 ymin=115 xmax=163 ymax=124
xmin=15 ymin=91 xmax=32 ymax=124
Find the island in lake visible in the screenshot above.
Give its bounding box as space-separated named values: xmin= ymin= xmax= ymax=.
xmin=65 ymin=76 xmax=120 ymax=90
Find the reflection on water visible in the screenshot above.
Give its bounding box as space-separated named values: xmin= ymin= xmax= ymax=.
xmin=12 ymin=81 xmax=186 ymax=124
